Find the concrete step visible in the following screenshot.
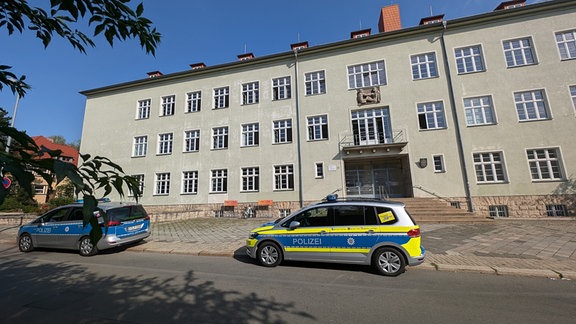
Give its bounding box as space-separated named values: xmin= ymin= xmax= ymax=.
xmin=392 ymin=197 xmax=492 ymax=224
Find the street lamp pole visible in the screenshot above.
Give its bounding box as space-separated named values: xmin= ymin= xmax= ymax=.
xmin=5 ymin=91 xmax=21 ymax=153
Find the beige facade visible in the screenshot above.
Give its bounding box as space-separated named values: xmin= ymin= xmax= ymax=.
xmin=81 ymin=0 xmax=576 ymax=218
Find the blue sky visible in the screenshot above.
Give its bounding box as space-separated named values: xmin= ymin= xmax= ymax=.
xmin=0 ymin=0 xmax=545 ymax=145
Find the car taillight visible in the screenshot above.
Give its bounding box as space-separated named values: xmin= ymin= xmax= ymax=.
xmin=407 ymin=228 xmax=420 ymax=238
xmin=144 ymin=215 xmax=150 ymax=220
xmin=108 ymin=220 xmax=121 ymax=226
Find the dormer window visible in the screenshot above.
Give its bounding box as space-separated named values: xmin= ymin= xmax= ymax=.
xmin=494 ymin=0 xmax=526 ymax=11
xmin=237 ymin=53 xmax=255 ymax=61
xmin=291 ymin=41 xmax=309 ymax=51
xmin=351 ymin=29 xmax=371 ymax=39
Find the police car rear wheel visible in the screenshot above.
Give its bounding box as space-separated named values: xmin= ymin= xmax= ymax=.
xmin=18 ymin=234 xmax=34 ymax=252
xmin=79 ymin=237 xmax=98 ymax=257
xmin=257 ymin=242 xmax=282 ymax=267
xmin=373 ymin=247 xmax=406 ymax=276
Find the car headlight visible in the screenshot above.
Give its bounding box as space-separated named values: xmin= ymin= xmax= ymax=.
xmin=249 ymin=232 xmax=259 ymax=239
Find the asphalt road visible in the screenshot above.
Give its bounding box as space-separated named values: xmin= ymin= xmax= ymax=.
xmin=1 ymin=245 xmax=575 ymax=324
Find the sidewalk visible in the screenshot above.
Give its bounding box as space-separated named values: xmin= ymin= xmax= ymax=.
xmin=1 ymin=217 xmax=575 ymax=279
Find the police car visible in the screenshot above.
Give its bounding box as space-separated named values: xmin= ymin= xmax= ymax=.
xmin=246 ymin=196 xmax=425 ymax=276
xmin=17 ymin=201 xmax=151 ymax=256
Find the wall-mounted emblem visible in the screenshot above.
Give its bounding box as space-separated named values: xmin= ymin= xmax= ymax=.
xmin=356 ymin=87 xmax=381 ymax=105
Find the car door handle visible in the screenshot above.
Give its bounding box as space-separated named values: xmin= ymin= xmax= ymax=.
xmin=366 ymin=230 xmax=374 ymax=234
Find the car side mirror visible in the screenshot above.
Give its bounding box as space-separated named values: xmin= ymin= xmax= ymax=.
xmin=289 ymin=221 xmax=301 ymax=230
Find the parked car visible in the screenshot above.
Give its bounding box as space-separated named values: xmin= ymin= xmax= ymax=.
xmin=246 ymin=196 xmax=425 ymax=276
xmin=17 ymin=201 xmax=151 ymax=256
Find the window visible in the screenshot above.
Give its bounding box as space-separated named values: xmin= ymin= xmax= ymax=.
xmin=455 ymin=45 xmax=485 ymax=74
xmin=411 ymin=53 xmax=438 ymax=80
xmin=137 ymin=99 xmax=150 ymax=119
xmin=570 ymin=85 xmax=576 ymax=112
xmin=212 ymin=127 xmax=228 ymax=149
xmin=473 ymin=152 xmax=506 ymax=183
xmin=182 ymin=171 xmax=198 ymax=194
xmin=34 ymin=185 xmax=46 ymax=194
xmin=133 ymin=136 xmax=147 ymax=157
xmin=272 ymin=76 xmax=291 ymax=100
xmin=210 ymin=169 xmax=228 ymax=193
xmin=242 ymin=81 xmax=259 ymax=105
xmin=161 ymin=95 xmax=175 ymax=116
xmin=274 ymin=165 xmax=294 ymax=190
xmin=546 ymin=204 xmax=567 ymax=216
xmin=307 ymin=115 xmax=328 ymax=141
xmin=433 ymin=155 xmax=445 ymax=173
xmin=417 ymin=101 xmax=446 ymax=130
xmin=241 ymin=167 xmax=259 ymax=192
xmin=154 ymin=173 xmax=170 ymax=195
xmin=347 ymin=60 xmax=386 ymax=89
xmin=214 ymin=87 xmax=230 ymax=109
xmin=555 ymin=30 xmax=576 ymax=60
xmin=273 ymin=119 xmax=292 ymax=144
xmin=527 ymin=148 xmax=563 ymax=181
xmin=130 ymin=174 xmax=145 ymax=197
xmin=184 ymin=130 xmax=200 ymax=152
xmin=305 ymin=71 xmax=326 ymax=95
xmin=503 ymin=37 xmax=536 ymax=67
xmin=158 ymin=133 xmax=173 ymax=155
xmin=464 ymin=96 xmax=496 ymax=126
xmin=279 ymin=209 xmax=291 ymax=218
xmin=241 ymin=123 xmax=259 ymax=147
xmin=186 ymin=91 xmax=201 ymax=112
xmin=315 ymin=162 xmax=324 ymax=178
xmin=489 ymin=205 xmax=509 ymax=217
xmin=514 ymin=90 xmax=549 ymax=121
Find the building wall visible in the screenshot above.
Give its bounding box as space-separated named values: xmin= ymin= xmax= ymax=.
xmin=81 ymin=1 xmax=576 ymax=217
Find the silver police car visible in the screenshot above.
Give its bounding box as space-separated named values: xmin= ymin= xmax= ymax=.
xmin=17 ymin=201 xmax=151 ymax=256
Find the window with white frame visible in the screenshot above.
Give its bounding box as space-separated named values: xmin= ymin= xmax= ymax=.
xmin=212 ymin=127 xmax=228 ymax=149
xmin=307 ymin=115 xmax=328 ymax=141
xmin=272 ymin=76 xmax=291 ymax=100
xmin=433 ymin=155 xmax=445 ymax=173
xmin=241 ymin=167 xmax=259 ymax=192
xmin=464 ymin=96 xmax=496 ymax=126
xmin=527 ymin=148 xmax=564 ymax=181
xmin=570 ymin=85 xmax=576 ymax=112
xmin=305 ymin=71 xmax=326 ymax=95
xmin=158 ymin=133 xmax=173 ymax=155
xmin=210 ymin=169 xmax=227 ymax=193
xmin=34 ymin=185 xmax=46 ymax=194
xmin=154 ymin=172 xmax=170 ymax=195
xmin=184 ymin=130 xmax=200 ymax=152
xmin=473 ymin=152 xmax=506 ymax=183
xmin=273 ymin=119 xmax=292 ymax=144
xmin=555 ymin=30 xmax=576 ymax=60
xmin=514 ymin=89 xmax=549 ymax=121
xmin=410 ymin=53 xmax=438 ymax=80
xmin=186 ymin=91 xmax=201 ymax=113
xmin=133 ymin=136 xmax=147 ymax=157
xmin=242 ymin=81 xmax=259 ymax=105
xmin=130 ymin=174 xmax=144 ymax=197
xmin=213 ymin=87 xmax=230 ymax=109
xmin=417 ymin=101 xmax=446 ymax=130
xmin=274 ymin=165 xmax=294 ymax=190
xmin=347 ymin=60 xmax=386 ymax=89
xmin=182 ymin=171 xmax=198 ymax=194
xmin=315 ymin=162 xmax=324 ymax=178
xmin=241 ymin=123 xmax=259 ymax=147
xmin=455 ymin=45 xmax=485 ymax=74
xmin=489 ymin=205 xmax=509 ymax=217
xmin=503 ymin=37 xmax=536 ymax=67
xmin=137 ymin=99 xmax=150 ymax=119
xmin=161 ymin=95 xmax=175 ymax=116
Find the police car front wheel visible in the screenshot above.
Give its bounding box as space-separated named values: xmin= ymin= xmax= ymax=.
xmin=257 ymin=242 xmax=283 ymax=267
xmin=18 ymin=234 xmax=34 ymax=252
xmin=373 ymin=247 xmax=406 ymax=276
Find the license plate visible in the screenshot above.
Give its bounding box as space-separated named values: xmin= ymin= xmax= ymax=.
xmin=127 ymin=225 xmax=142 ymax=231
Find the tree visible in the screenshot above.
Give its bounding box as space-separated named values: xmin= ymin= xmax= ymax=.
xmin=0 ymin=0 xmax=161 ymax=244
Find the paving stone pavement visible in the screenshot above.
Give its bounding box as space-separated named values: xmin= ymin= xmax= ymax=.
xmin=1 ymin=217 xmax=575 ymax=279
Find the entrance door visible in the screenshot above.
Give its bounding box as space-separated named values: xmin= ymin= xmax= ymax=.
xmin=345 ymin=160 xmax=406 ymax=198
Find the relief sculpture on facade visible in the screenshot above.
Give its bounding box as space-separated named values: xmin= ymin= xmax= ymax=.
xmin=356 ymin=87 xmax=381 ymax=105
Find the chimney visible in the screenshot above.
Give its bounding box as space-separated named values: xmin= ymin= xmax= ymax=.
xmin=190 ymin=62 xmax=206 ymax=70
xmin=351 ymin=28 xmax=371 ymax=39
xmin=237 ymin=53 xmax=255 ymax=61
xmin=291 ymin=41 xmax=309 ymax=51
xmin=147 ymin=71 xmax=163 ymax=78
xmin=419 ymin=14 xmax=444 ymax=26
xmin=494 ymin=0 xmax=526 ymax=11
xmin=378 ymin=4 xmax=402 ymax=33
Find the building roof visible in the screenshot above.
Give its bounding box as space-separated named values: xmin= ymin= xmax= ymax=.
xmin=32 ymin=136 xmax=79 ymax=166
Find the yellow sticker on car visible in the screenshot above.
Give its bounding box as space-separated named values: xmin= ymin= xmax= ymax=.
xmin=378 ymin=211 xmax=395 ymax=223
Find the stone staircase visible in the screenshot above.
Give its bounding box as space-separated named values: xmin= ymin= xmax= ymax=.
xmin=391 ymin=197 xmax=491 ymax=223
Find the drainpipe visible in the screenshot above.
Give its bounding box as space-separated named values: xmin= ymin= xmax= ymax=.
xmin=293 ymin=49 xmax=304 ymax=208
xmin=440 ymin=21 xmax=474 ymax=212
